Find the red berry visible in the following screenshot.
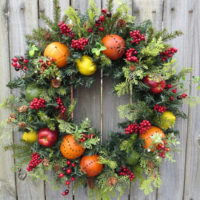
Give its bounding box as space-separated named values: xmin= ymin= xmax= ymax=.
xmin=12 ymin=57 xmax=18 ymax=62
xmin=167 ymin=84 xmax=173 ymax=88
xmin=12 ymin=62 xmax=18 ymax=67
xmin=182 ymin=93 xmax=187 ymax=98
xmin=99 ymin=27 xmax=104 ymax=32
xmin=17 ymin=64 xmax=22 ymax=68
xmin=39 ymin=59 xmax=43 ymax=63
xmin=23 ymin=59 xmax=29 ymax=63
xmin=71 ymin=177 xmax=75 ymax=181
xmin=62 ymin=191 xmax=67 ymax=196
xmin=65 ymin=181 xmax=70 ymax=185
xmin=169 ymin=96 xmax=174 ymax=101
xmin=87 ymin=28 xmax=93 ymax=33
xmin=59 ymin=173 xmax=64 ymax=178
xmin=67 ymin=160 xmax=71 ymax=165
xmin=71 ymin=163 xmax=76 ymax=168
xmin=101 ymin=8 xmax=107 ymax=14
xmin=172 ymin=89 xmax=177 ymax=93
xmin=23 ymin=66 xmax=27 ymax=70
xmin=99 ymin=15 xmax=105 ymax=22
xmin=66 ymin=168 xmax=72 ymax=174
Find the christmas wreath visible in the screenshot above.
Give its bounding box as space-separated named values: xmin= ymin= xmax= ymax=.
xmin=1 ymin=0 xmax=199 ymax=199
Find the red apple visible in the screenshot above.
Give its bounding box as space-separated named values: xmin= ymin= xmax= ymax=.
xmin=38 ymin=128 xmax=58 ymax=147
xmin=143 ymin=75 xmax=166 ymax=94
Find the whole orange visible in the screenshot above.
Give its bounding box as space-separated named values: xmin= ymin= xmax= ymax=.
xmin=140 ymin=126 xmax=165 ymax=151
xmin=60 ymin=135 xmax=85 ymax=159
xmin=102 ymin=34 xmax=125 ymax=60
xmin=80 ymin=155 xmax=103 ymax=177
xmin=44 ymin=42 xmax=69 ymax=68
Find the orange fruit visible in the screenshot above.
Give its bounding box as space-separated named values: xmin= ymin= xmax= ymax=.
xmin=60 ymin=135 xmax=85 ymax=160
xmin=102 ymin=34 xmax=125 ymax=60
xmin=140 ymin=126 xmax=165 ymax=151
xmin=44 ymin=42 xmax=69 ymax=68
xmin=80 ymin=155 xmax=103 ymax=177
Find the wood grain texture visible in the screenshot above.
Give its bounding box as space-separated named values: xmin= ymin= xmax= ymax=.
xmin=130 ymin=1 xmax=163 ymax=200
xmin=157 ymin=0 xmax=189 ymax=200
xmin=8 ymin=0 xmax=45 ymax=200
xmin=38 ymin=1 xmax=73 ymax=199
xmin=0 ymin=0 xmax=16 ymax=200
xmin=183 ymin=0 xmax=200 ymax=199
xmin=72 ymin=1 xmax=101 ymax=199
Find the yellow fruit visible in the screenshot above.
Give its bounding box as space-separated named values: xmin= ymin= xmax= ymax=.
xmin=159 ymin=111 xmax=176 ymax=130
xmin=22 ymin=131 xmax=37 ymax=143
xmin=76 ymin=56 xmax=97 ymax=76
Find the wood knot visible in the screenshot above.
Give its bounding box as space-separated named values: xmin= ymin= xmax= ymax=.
xmin=189 ymin=10 xmax=193 ymax=14
xmin=18 ymin=169 xmax=27 ymax=180
xmin=171 ymin=8 xmax=175 ymax=12
xmin=152 ymin=10 xmax=156 ymax=14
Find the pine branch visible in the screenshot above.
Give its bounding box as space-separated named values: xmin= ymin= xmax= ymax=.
xmin=107 ymin=0 xmax=114 ymax=12
xmin=53 ymin=0 xmax=61 ymax=24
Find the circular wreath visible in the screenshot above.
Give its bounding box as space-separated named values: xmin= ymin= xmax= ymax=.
xmin=1 ymin=0 xmax=195 ymax=199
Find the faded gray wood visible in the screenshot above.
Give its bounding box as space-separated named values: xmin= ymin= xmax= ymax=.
xmin=183 ymin=0 xmax=200 ymax=200
xmin=0 ymin=0 xmax=16 ymax=200
xmin=8 ymin=0 xmax=45 ymax=200
xmin=38 ymin=1 xmax=73 ymax=199
xmin=130 ymin=1 xmax=163 ymax=200
xmin=157 ymin=0 xmax=190 ymax=200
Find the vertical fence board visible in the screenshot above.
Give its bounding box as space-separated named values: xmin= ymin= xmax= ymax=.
xmin=0 ymin=0 xmax=16 ymax=200
xmin=183 ymin=0 xmax=200 ymax=199
xmin=157 ymin=0 xmax=189 ymax=200
xmin=130 ymin=1 xmax=163 ymax=200
xmin=8 ymin=0 xmax=45 ymax=200
xmin=38 ymin=1 xmax=73 ymax=199
xmin=72 ymin=1 xmax=102 ymax=199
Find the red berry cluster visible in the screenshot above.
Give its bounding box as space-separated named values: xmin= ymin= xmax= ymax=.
xmin=39 ymin=57 xmax=55 ymax=74
xmin=125 ymin=123 xmax=139 ymax=134
xmin=130 ymin=30 xmax=145 ymax=44
xmin=30 ymin=98 xmax=46 ymax=110
xmin=59 ymin=160 xmax=76 ymax=196
xmin=58 ymin=160 xmax=76 ymax=179
xmin=58 ymin=21 xmax=74 ymax=38
xmin=125 ymin=120 xmax=151 ymax=135
xmin=79 ymin=133 xmax=95 ymax=142
xmin=139 ymin=120 xmax=151 ymax=134
xmin=156 ymin=140 xmax=170 ymax=158
xmin=56 ymin=97 xmax=66 ymax=113
xmin=27 ymin=153 xmax=43 ymax=172
xmin=12 ymin=56 xmax=28 ymax=71
xmin=160 ymin=47 xmax=178 ymax=62
xmin=154 ymin=105 xmax=167 ymax=113
xmin=125 ymin=48 xmax=138 ymax=62
xmin=119 ymin=166 xmax=135 ymax=181
xmin=71 ymin=37 xmax=89 ymax=51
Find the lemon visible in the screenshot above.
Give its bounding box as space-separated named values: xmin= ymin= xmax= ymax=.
xmin=159 ymin=111 xmax=176 ymax=130
xmin=22 ymin=131 xmax=37 ymax=143
xmin=76 ymin=56 xmax=97 ymax=76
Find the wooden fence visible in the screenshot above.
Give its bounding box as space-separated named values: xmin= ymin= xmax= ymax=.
xmin=0 ymin=0 xmax=200 ymax=199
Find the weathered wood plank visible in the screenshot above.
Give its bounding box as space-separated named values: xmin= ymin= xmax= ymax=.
xmin=38 ymin=1 xmax=73 ymax=199
xmin=132 ymin=0 xmax=163 ymax=30
xmin=8 ymin=0 xmax=45 ymax=200
xmin=72 ymin=1 xmax=101 ymax=199
xmin=157 ymin=0 xmax=189 ymax=199
xmin=0 ymin=1 xmax=16 ymax=200
xmin=183 ymin=0 xmax=200 ymax=199
xmin=130 ymin=1 xmax=163 ymax=200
